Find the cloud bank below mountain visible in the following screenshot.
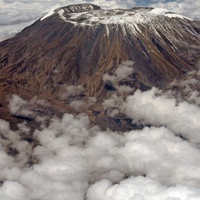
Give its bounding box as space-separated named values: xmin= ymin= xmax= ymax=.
xmin=1 ymin=74 xmax=200 ymax=199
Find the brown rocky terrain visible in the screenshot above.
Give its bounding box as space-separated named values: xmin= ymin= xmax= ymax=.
xmin=0 ymin=4 xmax=200 ymax=131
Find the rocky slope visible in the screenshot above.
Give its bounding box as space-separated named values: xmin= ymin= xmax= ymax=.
xmin=0 ymin=4 xmax=200 ymax=130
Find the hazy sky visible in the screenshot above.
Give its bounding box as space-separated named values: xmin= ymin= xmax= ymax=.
xmin=0 ymin=0 xmax=200 ymax=41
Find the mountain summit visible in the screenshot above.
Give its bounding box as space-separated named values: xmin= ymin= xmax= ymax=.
xmin=0 ymin=4 xmax=200 ymax=130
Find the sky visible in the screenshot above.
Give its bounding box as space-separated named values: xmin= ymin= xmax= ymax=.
xmin=0 ymin=0 xmax=200 ymax=41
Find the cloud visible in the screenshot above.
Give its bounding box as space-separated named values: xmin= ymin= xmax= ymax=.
xmin=0 ymin=181 xmax=28 ymax=200
xmin=60 ymin=85 xmax=84 ymax=100
xmin=8 ymin=95 xmax=50 ymax=121
xmin=70 ymin=97 xmax=96 ymax=112
xmin=150 ymin=0 xmax=200 ymax=19
xmin=0 ymin=0 xmax=200 ymax=41
xmin=8 ymin=94 xmax=34 ymax=119
xmin=103 ymin=60 xmax=134 ymax=86
xmin=102 ymin=60 xmax=135 ymax=116
xmin=165 ymin=70 xmax=200 ymax=106
xmin=0 ymin=1 xmax=62 ymax=41
xmin=86 ymin=176 xmax=200 ymax=200
xmin=121 ymin=87 xmax=200 ymax=143
xmin=1 ymin=88 xmax=200 ymax=199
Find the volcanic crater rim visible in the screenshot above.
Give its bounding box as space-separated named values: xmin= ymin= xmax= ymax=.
xmin=41 ymin=4 xmax=193 ymax=26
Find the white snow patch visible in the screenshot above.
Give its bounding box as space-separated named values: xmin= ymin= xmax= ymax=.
xmin=58 ymin=9 xmax=67 ymax=22
xmin=150 ymin=8 xmax=193 ymax=21
xmin=165 ymin=13 xmax=193 ymax=21
xmin=41 ymin=10 xmax=55 ymax=21
xmin=67 ymin=10 xmax=153 ymax=26
xmin=57 ymin=7 xmax=193 ymax=32
xmin=149 ymin=7 xmax=170 ymax=15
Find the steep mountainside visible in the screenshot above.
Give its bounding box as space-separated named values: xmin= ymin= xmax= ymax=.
xmin=0 ymin=4 xmax=200 ymax=130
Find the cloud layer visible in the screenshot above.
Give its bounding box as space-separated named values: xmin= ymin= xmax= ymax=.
xmin=2 ymin=74 xmax=200 ymax=199
xmin=0 ymin=0 xmax=200 ymax=41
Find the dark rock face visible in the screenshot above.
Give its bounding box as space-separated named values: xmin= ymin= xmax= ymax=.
xmin=0 ymin=4 xmax=200 ymax=130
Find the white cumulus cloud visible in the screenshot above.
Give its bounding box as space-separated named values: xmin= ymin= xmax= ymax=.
xmin=1 ymin=92 xmax=200 ymax=199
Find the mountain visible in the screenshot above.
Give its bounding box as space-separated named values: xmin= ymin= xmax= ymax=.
xmin=0 ymin=4 xmax=200 ymax=131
